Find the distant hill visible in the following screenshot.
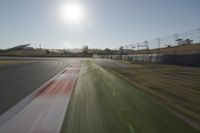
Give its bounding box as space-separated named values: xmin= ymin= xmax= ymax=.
xmin=0 ymin=49 xmax=92 ymax=57
xmin=129 ymin=43 xmax=200 ymax=55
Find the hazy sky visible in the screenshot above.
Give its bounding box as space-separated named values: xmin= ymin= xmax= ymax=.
xmin=0 ymin=0 xmax=200 ymax=49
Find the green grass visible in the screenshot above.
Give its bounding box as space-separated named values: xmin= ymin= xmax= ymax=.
xmin=61 ymin=61 xmax=199 ymax=133
xmin=106 ymin=61 xmax=200 ymax=130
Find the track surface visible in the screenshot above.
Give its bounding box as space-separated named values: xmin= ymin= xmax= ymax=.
xmin=0 ymin=59 xmax=81 ymax=133
xmin=0 ymin=57 xmax=69 ymax=114
xmin=0 ymin=57 xmax=199 ymax=133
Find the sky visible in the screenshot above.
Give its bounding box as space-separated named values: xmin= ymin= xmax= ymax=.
xmin=0 ymin=0 xmax=200 ymax=49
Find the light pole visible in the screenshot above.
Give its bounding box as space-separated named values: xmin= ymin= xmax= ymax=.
xmin=157 ymin=38 xmax=161 ymax=54
xmin=198 ymin=28 xmax=200 ymax=43
xmin=173 ymin=34 xmax=178 ymax=46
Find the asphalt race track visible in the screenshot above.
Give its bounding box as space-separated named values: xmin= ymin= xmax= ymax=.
xmin=0 ymin=57 xmax=69 ymax=115
xmin=0 ymin=58 xmax=81 ymax=133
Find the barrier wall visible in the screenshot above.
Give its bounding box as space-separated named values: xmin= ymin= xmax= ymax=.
xmin=93 ymin=54 xmax=200 ymax=66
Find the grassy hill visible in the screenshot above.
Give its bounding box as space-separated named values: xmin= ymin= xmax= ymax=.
xmin=132 ymin=43 xmax=200 ymax=55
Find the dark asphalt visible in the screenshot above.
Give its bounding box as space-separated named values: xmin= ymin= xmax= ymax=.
xmin=0 ymin=57 xmax=69 ymax=114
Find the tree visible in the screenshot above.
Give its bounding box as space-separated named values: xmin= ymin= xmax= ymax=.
xmin=82 ymin=45 xmax=88 ymax=53
xmin=119 ymin=46 xmax=124 ymax=51
xmin=45 ymin=50 xmax=50 ymax=55
xmin=104 ymin=48 xmax=111 ymax=55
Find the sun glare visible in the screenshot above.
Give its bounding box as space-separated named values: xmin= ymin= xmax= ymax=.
xmin=58 ymin=2 xmax=84 ymax=23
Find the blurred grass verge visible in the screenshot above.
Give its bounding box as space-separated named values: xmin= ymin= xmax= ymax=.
xmin=61 ymin=61 xmax=199 ymax=133
xmin=106 ymin=61 xmax=200 ymax=130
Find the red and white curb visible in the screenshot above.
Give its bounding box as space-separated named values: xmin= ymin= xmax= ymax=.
xmin=0 ymin=60 xmax=81 ymax=133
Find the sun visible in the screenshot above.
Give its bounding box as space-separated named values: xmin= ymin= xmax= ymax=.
xmin=58 ymin=2 xmax=84 ymax=23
